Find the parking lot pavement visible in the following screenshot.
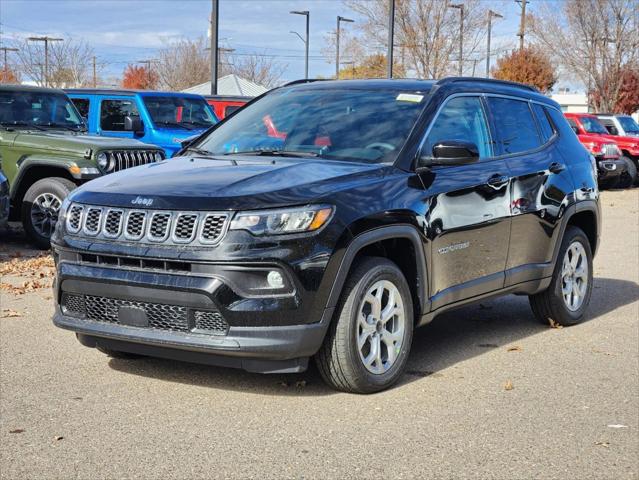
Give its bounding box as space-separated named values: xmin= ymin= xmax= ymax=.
xmin=1 ymin=189 xmax=637 ymax=480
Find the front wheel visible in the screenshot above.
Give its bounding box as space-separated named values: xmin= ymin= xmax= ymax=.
xmin=316 ymin=257 xmax=414 ymax=394
xmin=529 ymin=226 xmax=593 ymax=326
xmin=618 ymin=156 xmax=637 ymax=188
xmin=21 ymin=177 xmax=76 ymax=249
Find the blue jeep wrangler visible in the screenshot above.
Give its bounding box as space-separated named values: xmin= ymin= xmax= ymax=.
xmin=66 ymin=89 xmax=218 ymax=157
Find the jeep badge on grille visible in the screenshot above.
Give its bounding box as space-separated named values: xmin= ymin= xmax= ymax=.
xmin=131 ymin=196 xmax=153 ymax=206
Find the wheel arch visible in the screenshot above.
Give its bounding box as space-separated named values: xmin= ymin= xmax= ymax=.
xmin=325 ymin=225 xmax=429 ymax=322
xmin=10 ymin=161 xmax=76 ymax=213
xmin=554 ymin=200 xmax=600 ymax=263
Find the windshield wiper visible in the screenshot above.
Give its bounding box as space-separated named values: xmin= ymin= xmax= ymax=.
xmin=182 ymin=121 xmax=213 ymax=127
xmin=224 ymin=149 xmax=319 ymax=158
xmin=0 ymin=121 xmax=46 ymax=131
xmin=155 ymin=121 xmax=193 ymax=130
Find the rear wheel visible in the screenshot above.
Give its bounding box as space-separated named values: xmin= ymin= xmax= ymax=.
xmin=21 ymin=177 xmax=76 ymax=249
xmin=618 ymin=156 xmax=637 ymax=188
xmin=316 ymin=257 xmax=414 ymax=393
xmin=529 ymin=226 xmax=593 ymax=326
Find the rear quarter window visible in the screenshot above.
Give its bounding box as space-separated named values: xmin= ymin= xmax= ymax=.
xmin=531 ymin=103 xmax=555 ymax=143
xmin=487 ymin=97 xmax=541 ymax=155
xmin=71 ymin=98 xmax=90 ymax=118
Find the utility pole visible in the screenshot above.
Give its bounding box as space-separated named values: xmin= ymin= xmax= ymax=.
xmin=210 ymin=0 xmax=219 ymax=95
xmin=336 ymin=15 xmax=354 ymax=79
xmin=27 ymin=36 xmax=63 ymax=87
xmin=387 ymin=0 xmax=395 ymax=78
xmin=92 ymin=56 xmax=97 ymax=87
xmin=290 ymin=10 xmax=310 ymax=79
xmin=449 ymin=4 xmax=464 ymax=76
xmin=1 ymin=47 xmax=19 ymax=81
xmin=486 ymin=9 xmax=503 ymax=78
xmin=516 ymin=0 xmax=529 ymax=51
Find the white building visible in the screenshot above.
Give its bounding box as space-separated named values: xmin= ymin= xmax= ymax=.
xmin=182 ymin=74 xmax=268 ymax=97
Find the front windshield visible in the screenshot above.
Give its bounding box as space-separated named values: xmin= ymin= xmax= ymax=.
xmin=580 ymin=116 xmax=609 ymax=134
xmin=0 ymin=90 xmax=84 ymax=130
xmin=142 ymin=96 xmax=217 ymax=130
xmin=618 ymin=116 xmax=639 ymax=134
xmin=194 ymin=87 xmax=429 ymax=164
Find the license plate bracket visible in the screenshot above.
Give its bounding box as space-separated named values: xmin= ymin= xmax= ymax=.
xmin=118 ymin=305 xmax=149 ymax=327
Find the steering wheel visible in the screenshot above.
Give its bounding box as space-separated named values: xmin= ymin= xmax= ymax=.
xmin=365 ymin=142 xmax=396 ymax=153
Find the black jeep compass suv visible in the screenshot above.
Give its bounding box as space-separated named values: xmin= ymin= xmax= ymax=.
xmin=52 ymin=78 xmax=600 ymax=393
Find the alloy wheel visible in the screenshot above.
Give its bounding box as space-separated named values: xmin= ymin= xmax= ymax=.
xmin=357 ymin=280 xmax=406 ymax=374
xmin=561 ymin=241 xmax=589 ymax=311
xmin=30 ymin=192 xmax=62 ymax=239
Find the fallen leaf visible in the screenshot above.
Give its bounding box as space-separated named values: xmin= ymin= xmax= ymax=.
xmin=607 ymin=424 xmax=628 ymax=429
xmin=507 ymin=346 xmax=522 ymax=352
xmin=1 ymin=309 xmax=22 ymax=318
xmin=9 ymin=429 xmax=25 ymax=434
xmin=548 ymin=319 xmax=563 ymax=329
xmin=504 ymin=380 xmax=514 ymax=391
xmin=54 ymin=436 xmax=64 ymax=441
xmin=594 ymin=441 xmax=610 ymax=448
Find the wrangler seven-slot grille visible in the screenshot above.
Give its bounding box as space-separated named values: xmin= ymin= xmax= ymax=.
xmin=66 ymin=204 xmax=229 ymax=246
xmin=61 ymin=293 xmax=229 ymax=335
xmin=103 ymin=150 xmax=160 ymax=172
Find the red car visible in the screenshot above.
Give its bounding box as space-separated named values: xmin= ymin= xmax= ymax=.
xmin=205 ymin=95 xmax=250 ymax=119
xmin=564 ymin=113 xmax=634 ymax=188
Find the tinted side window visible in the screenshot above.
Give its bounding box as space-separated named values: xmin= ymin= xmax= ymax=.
xmin=72 ymin=98 xmax=90 ymax=118
xmin=100 ymin=99 xmax=139 ymax=131
xmin=423 ymin=96 xmax=492 ymax=159
xmin=225 ymin=105 xmax=241 ymax=116
xmin=531 ymin=103 xmax=554 ymax=143
xmin=487 ymin=97 xmax=541 ymax=155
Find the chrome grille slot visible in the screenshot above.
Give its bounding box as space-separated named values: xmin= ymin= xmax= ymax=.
xmin=67 ymin=205 xmax=83 ymax=233
xmin=148 ymin=212 xmax=172 ymax=241
xmin=125 ymin=211 xmax=147 ymax=239
xmin=83 ymin=207 xmax=103 ymax=235
xmin=173 ymin=214 xmax=198 ymax=243
xmin=103 ymin=209 xmax=124 ymax=238
xmin=602 ymin=144 xmax=618 ymax=157
xmin=200 ymin=214 xmax=228 ymax=244
xmin=102 ymin=150 xmax=159 ymax=172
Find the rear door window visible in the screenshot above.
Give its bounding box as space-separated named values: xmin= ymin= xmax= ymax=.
xmin=487 ymin=97 xmax=541 ymax=155
xmin=100 ymin=99 xmax=140 ymax=131
xmin=71 ymin=98 xmax=90 ymax=118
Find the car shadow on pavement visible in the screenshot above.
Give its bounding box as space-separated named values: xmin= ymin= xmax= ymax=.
xmin=107 ymin=276 xmax=639 ymax=396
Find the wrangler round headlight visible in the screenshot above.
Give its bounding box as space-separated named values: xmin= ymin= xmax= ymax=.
xmin=154 ymin=151 xmax=164 ymax=162
xmin=97 ymin=152 xmax=109 ymax=170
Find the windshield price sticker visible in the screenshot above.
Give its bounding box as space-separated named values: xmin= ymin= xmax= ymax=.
xmin=396 ymin=93 xmax=424 ymax=103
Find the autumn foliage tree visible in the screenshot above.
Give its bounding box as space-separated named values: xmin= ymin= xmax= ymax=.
xmin=492 ymin=47 xmax=557 ymax=93
xmin=121 ymin=64 xmax=158 ymax=90
xmin=0 ymin=67 xmax=20 ymax=84
xmin=338 ymin=54 xmax=406 ymax=79
xmin=592 ymin=66 xmax=639 ymax=115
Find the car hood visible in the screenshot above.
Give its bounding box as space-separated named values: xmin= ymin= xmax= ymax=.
xmin=597 ymin=133 xmax=639 ymax=148
xmin=15 ymin=131 xmax=157 ymax=155
xmin=70 ymin=155 xmax=389 ymax=210
xmin=577 ymin=133 xmax=617 ymax=144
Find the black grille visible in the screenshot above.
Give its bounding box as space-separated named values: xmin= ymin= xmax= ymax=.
xmin=68 ymin=205 xmax=83 ymax=232
xmin=104 ymin=210 xmax=123 ymax=237
xmin=62 ymin=294 xmax=86 ymax=316
xmin=149 ymin=213 xmax=171 ymax=240
xmin=85 ymin=295 xmax=189 ymax=331
xmin=126 ymin=211 xmax=146 ymax=238
xmin=200 ymin=214 xmax=227 ymax=243
xmin=174 ymin=214 xmax=198 ymax=241
xmin=193 ymin=310 xmax=228 ymax=334
xmin=84 ymin=208 xmax=102 ymax=233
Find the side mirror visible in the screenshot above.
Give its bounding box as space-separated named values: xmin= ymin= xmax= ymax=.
xmin=124 ymin=115 xmax=144 ymax=135
xmin=418 ymin=140 xmax=480 ymax=170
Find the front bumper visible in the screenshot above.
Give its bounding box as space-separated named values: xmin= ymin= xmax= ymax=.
xmin=596 ymin=158 xmax=626 ymax=180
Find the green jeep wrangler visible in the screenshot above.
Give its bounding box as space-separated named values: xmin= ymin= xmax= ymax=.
xmin=0 ymin=85 xmax=164 ymax=248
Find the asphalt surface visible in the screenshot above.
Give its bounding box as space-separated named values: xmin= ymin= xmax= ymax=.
xmin=1 ymin=189 xmax=638 ymax=479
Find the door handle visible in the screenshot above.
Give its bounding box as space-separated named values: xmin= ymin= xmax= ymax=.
xmin=487 ymin=174 xmax=509 ymax=187
xmin=549 ymin=162 xmax=566 ymax=174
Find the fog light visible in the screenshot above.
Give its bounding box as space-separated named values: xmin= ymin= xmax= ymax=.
xmin=267 ymin=270 xmax=284 ymax=289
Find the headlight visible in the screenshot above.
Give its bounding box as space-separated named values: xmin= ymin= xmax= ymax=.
xmin=56 ymin=196 xmax=72 ymax=231
xmin=154 ymin=151 xmax=164 ymax=162
xmin=230 ymin=205 xmax=334 ymax=236
xmin=97 ymin=152 xmax=109 ymax=170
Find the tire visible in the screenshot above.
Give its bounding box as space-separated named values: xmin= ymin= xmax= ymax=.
xmin=96 ymin=346 xmax=143 ymax=359
xmin=529 ymin=226 xmax=593 ymax=327
xmin=21 ymin=177 xmax=76 ymax=249
xmin=618 ymin=156 xmax=637 ymax=188
xmin=315 ymin=257 xmax=414 ymax=394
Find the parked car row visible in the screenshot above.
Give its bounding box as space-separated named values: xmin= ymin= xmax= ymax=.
xmin=565 ymin=112 xmax=639 ymax=188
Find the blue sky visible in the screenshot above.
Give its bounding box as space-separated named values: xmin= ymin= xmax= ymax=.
xmin=0 ymin=0 xmax=560 ymax=86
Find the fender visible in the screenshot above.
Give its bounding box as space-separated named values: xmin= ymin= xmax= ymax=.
xmin=325 ymin=224 xmax=429 ymax=315
xmin=10 ymin=157 xmax=80 ymax=199
xmin=550 ymin=198 xmax=600 ymax=266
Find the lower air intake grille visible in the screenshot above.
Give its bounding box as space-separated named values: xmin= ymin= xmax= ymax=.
xmin=61 ymin=293 xmax=229 ymax=335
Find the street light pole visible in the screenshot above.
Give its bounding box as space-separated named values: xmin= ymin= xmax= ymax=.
xmin=448 ymin=4 xmax=464 ymax=76
xmin=336 ymin=15 xmax=354 ymax=79
xmin=27 ymin=36 xmax=63 ymax=87
xmin=210 ymin=0 xmax=219 ymax=95
xmin=486 ymin=9 xmax=503 ymax=78
xmin=387 ymin=0 xmax=395 ymax=78
xmin=290 ymin=10 xmax=310 ymax=79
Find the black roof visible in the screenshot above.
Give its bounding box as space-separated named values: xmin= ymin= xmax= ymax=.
xmin=0 ymin=84 xmax=67 ymax=94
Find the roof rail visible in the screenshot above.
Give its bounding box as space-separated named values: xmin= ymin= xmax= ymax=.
xmin=435 ymin=77 xmax=539 ymax=92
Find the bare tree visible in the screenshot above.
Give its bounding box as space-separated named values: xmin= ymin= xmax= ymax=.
xmin=12 ymin=37 xmax=97 ymax=88
xmin=228 ymin=53 xmax=287 ymax=88
xmin=336 ymin=0 xmax=489 ymax=78
xmin=530 ymin=0 xmax=639 ymax=111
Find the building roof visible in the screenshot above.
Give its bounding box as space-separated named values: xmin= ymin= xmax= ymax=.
xmin=182 ymin=74 xmax=268 ymax=97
